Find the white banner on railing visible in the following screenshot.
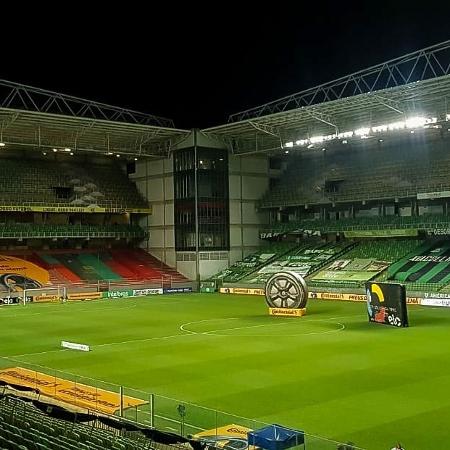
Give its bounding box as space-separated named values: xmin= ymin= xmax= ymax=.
xmin=133 ymin=288 xmax=163 ymax=296
xmin=61 ymin=341 xmax=90 ymax=352
xmin=421 ymin=298 xmax=450 ymax=307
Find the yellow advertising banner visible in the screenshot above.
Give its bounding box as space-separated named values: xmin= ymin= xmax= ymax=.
xmin=34 ymin=294 xmax=61 ymax=303
xmin=194 ymin=424 xmax=252 ymax=439
xmin=269 ymin=308 xmax=306 ymax=317
xmin=0 ymin=255 xmax=50 ymax=288
xmin=219 ymin=287 xmax=265 ymax=295
xmin=0 ymin=367 xmax=146 ymax=414
xmin=67 ymin=292 xmax=102 ymax=301
xmin=0 ymin=205 xmax=152 ymax=214
xmin=193 ymin=424 xmax=256 ymax=450
xmin=309 ymin=291 xmax=422 ymax=305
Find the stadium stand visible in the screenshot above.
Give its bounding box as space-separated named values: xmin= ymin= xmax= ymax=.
xmin=0 ymin=394 xmax=156 ymax=450
xmin=0 ymin=224 xmax=146 ymax=239
xmin=210 ymin=242 xmax=296 ymax=283
xmin=309 ymin=239 xmax=422 ymax=289
xmin=0 ymin=157 xmax=148 ymax=209
xmin=383 ymin=240 xmax=450 ymax=292
xmin=259 ymin=137 xmax=450 ymax=208
xmin=260 ymin=215 xmax=450 ymax=236
xmin=242 ymin=241 xmax=354 ymax=285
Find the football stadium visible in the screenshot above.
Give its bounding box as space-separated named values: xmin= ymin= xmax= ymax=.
xmin=1 ymin=40 xmax=450 ymax=450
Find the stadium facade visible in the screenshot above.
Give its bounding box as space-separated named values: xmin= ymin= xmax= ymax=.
xmin=0 ymin=40 xmax=449 ymax=285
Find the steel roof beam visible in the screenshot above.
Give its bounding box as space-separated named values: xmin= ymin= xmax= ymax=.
xmin=0 ymin=79 xmax=175 ymax=128
xmin=229 ymin=40 xmax=450 ymax=122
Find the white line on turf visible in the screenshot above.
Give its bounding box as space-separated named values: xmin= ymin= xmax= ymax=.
xmin=5 ymin=308 xmax=430 ymax=359
xmin=180 ymin=317 xmax=346 ymax=337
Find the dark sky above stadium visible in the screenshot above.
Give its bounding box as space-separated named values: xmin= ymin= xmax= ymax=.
xmin=3 ymin=2 xmax=450 ymax=129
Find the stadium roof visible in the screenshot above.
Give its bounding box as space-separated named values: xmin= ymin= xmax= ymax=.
xmin=0 ymin=80 xmax=190 ymax=158
xmin=202 ymin=40 xmax=450 ymax=155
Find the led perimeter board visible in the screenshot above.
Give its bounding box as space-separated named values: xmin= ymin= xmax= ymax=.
xmin=366 ymin=282 xmax=409 ymax=327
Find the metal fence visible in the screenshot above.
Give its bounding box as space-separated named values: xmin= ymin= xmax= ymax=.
xmin=0 ymin=357 xmax=365 ymax=449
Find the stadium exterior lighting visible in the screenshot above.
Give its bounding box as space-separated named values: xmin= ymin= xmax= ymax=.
xmin=307 ymin=144 xmax=314 ymax=149
xmin=355 ymin=127 xmax=371 ymax=137
xmin=106 ymin=152 xmax=113 ymax=155
xmin=388 ymin=121 xmax=405 ymax=130
xmin=284 ymin=150 xmax=289 ymax=154
xmin=134 ymin=157 xmax=138 ymax=161
xmin=70 ymin=152 xmax=74 ymax=156
xmin=0 ymin=142 xmax=5 ymax=147
xmin=285 ymin=116 xmax=439 ymax=149
xmin=64 ymin=148 xmax=71 ymax=152
xmin=116 ymin=154 xmax=120 ymax=158
xmin=53 ymin=148 xmax=58 ymax=152
xmin=338 ymin=131 xmax=354 ymax=139
xmin=446 ymin=114 xmax=450 ymax=121
xmin=42 ymin=152 xmax=47 ymax=156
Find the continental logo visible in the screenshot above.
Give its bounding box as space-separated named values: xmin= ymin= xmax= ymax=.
xmin=34 ymin=294 xmax=61 ymax=303
xmin=67 ymin=292 xmax=102 ymax=301
xmin=269 ymin=308 xmax=306 ymax=316
xmin=309 ymin=292 xmax=422 ymax=305
xmin=220 ymin=287 xmax=265 ymax=295
xmin=0 ymin=367 xmax=146 ymax=414
xmin=226 ymin=427 xmax=247 ymax=435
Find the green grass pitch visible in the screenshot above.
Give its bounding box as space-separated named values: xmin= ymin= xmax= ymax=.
xmin=1 ymin=293 xmax=450 ymax=449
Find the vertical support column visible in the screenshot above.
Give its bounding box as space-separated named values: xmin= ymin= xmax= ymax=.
xmin=240 ymin=155 xmax=244 ymax=260
xmin=119 ymin=386 xmax=124 ymax=417
xmin=150 ymin=393 xmax=155 ymax=428
xmin=194 ymin=131 xmax=200 ymax=283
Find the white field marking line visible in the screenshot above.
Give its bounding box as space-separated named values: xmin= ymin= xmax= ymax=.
xmin=0 ymin=302 xmax=138 ymax=317
xmin=5 ymin=330 xmax=198 ymax=358
xmin=4 ymin=308 xmax=427 ymax=359
xmin=184 ymin=319 xmax=345 ymax=337
xmin=7 ymin=348 xmax=70 ymax=359
xmin=205 ymin=322 xmax=346 ymax=337
xmin=179 ymin=314 xmax=363 ymax=336
xmin=180 ymin=318 xmax=239 ymax=334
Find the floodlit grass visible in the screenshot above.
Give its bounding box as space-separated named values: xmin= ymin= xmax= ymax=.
xmin=1 ymin=293 xmax=450 ymax=449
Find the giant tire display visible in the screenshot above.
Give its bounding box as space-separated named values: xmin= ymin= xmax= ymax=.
xmin=265 ymin=271 xmax=308 ymax=309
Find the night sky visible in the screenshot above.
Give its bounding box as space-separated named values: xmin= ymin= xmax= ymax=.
xmin=2 ymin=2 xmax=450 ymax=129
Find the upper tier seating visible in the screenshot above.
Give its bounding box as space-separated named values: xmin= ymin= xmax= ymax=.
xmin=210 ymin=242 xmax=296 ymax=283
xmin=260 ymin=136 xmax=450 ymax=207
xmin=0 ymin=158 xmax=148 ymax=209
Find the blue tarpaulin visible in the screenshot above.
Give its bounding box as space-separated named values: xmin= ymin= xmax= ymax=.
xmin=247 ymin=424 xmax=305 ymax=450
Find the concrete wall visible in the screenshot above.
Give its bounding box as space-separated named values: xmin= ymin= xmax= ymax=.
xmin=229 ymin=154 xmax=269 ymax=265
xmin=131 ymin=155 xmax=176 ymax=268
xmin=131 ymin=131 xmax=270 ymax=281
